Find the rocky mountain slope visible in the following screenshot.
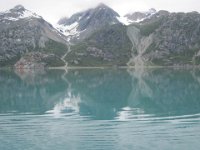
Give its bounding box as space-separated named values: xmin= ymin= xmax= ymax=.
xmin=64 ymin=6 xmax=200 ymax=67
xmin=1 ymin=4 xmax=200 ymax=67
xmin=0 ymin=5 xmax=68 ymax=67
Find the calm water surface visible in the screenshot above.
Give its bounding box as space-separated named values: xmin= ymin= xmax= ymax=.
xmin=0 ymin=68 xmax=200 ymax=150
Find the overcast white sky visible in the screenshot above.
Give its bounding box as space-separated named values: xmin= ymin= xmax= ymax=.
xmin=0 ymin=0 xmax=199 ymax=24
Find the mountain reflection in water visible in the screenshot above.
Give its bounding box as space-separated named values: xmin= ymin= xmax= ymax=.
xmin=1 ymin=68 xmax=200 ymax=119
xmin=0 ymin=68 xmax=200 ymax=150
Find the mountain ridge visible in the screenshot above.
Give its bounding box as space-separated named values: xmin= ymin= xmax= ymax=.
xmin=1 ymin=4 xmax=200 ymax=68
xmin=62 ymin=5 xmax=200 ymax=67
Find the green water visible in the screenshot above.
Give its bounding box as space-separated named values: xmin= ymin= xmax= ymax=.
xmin=0 ymin=68 xmax=200 ymax=150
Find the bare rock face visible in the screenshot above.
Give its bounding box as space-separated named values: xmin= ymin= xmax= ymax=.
xmin=14 ymin=52 xmax=65 ymax=69
xmin=15 ymin=53 xmax=46 ymax=69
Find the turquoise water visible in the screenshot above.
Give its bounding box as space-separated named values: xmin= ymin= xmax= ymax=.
xmin=0 ymin=68 xmax=200 ymax=150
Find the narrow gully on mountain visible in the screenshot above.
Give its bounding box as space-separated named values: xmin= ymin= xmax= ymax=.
xmin=61 ymin=42 xmax=71 ymax=69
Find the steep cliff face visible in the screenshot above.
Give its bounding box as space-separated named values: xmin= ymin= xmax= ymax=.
xmin=0 ymin=5 xmax=68 ymax=67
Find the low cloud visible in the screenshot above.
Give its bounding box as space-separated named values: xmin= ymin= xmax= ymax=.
xmin=0 ymin=0 xmax=199 ymax=24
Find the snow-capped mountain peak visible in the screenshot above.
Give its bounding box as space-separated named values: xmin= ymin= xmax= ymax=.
xmin=56 ymin=3 xmax=120 ymax=42
xmin=0 ymin=5 xmax=41 ymax=22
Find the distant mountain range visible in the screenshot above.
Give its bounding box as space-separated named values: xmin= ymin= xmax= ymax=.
xmin=0 ymin=4 xmax=200 ymax=68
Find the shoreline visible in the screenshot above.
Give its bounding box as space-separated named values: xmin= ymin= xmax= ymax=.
xmin=1 ymin=65 xmax=200 ymax=70
xmin=49 ymin=65 xmax=200 ymax=70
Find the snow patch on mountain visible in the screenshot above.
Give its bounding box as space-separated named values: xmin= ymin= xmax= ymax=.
xmin=121 ymin=8 xmax=157 ymax=25
xmin=117 ymin=16 xmax=145 ymax=25
xmin=19 ymin=9 xmax=41 ymax=19
xmin=117 ymin=16 xmax=130 ymax=25
xmin=56 ymin=22 xmax=78 ymax=36
xmin=54 ymin=22 xmax=84 ymax=42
